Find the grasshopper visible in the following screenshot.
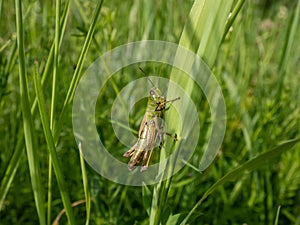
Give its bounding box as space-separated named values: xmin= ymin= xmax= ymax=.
xmin=123 ymin=69 xmax=180 ymax=172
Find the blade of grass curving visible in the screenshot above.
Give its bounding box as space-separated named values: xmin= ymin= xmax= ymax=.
xmin=15 ymin=1 xmax=46 ymax=224
xmin=33 ymin=64 xmax=76 ymax=225
xmin=180 ymin=138 xmax=300 ymax=224
xmin=54 ymin=0 xmax=104 ymax=143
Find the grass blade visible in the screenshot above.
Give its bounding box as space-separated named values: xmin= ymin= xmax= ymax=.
xmin=0 ymin=129 xmax=23 ymax=210
xmin=222 ymin=0 xmax=245 ymax=42
xmin=53 ymin=0 xmax=104 ymax=143
xmin=149 ymin=1 xmax=236 ymax=224
xmin=33 ymin=65 xmax=76 ymax=225
xmin=166 ymin=0 xmax=234 ymax=135
xmin=79 ymin=143 xmax=91 ymax=225
xmin=47 ymin=1 xmax=62 ymax=224
xmin=0 ymin=41 xmax=19 ymax=211
xmin=180 ymin=138 xmax=300 ymax=224
xmin=15 ymin=0 xmax=46 ymax=224
xmin=274 ymin=205 xmax=281 ymax=225
xmin=0 ymin=0 xmax=71 ymax=213
xmin=277 ymin=0 xmax=300 ymax=97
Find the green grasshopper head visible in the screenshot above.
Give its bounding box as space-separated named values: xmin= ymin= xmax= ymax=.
xmin=149 ymin=87 xmax=166 ymax=111
xmin=149 ymin=86 xmax=162 ymax=99
xmin=147 ymin=76 xmax=166 ymax=111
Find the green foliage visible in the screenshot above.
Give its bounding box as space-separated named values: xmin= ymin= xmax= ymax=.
xmin=0 ymin=0 xmax=300 ymax=225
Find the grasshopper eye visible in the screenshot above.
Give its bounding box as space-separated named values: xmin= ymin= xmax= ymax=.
xmin=150 ymin=90 xmax=155 ymax=96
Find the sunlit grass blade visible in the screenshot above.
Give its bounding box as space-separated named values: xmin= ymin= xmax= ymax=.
xmin=149 ymin=1 xmax=237 ymax=225
xmin=166 ymin=0 xmax=234 ymax=135
xmin=15 ymin=0 xmax=46 ymax=224
xmin=180 ymin=138 xmax=300 ymax=224
xmin=33 ymin=65 xmax=76 ymax=225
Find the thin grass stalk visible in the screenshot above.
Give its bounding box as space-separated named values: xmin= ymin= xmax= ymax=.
xmin=274 ymin=205 xmax=281 ymax=225
xmin=222 ymin=0 xmax=245 ymax=42
xmin=47 ymin=0 xmax=61 ymax=224
xmin=51 ymin=0 xmax=60 ymax=132
xmin=33 ymin=65 xmax=76 ymax=225
xmin=79 ymin=143 xmax=91 ymax=225
xmin=47 ymin=164 xmax=53 ymax=225
xmin=15 ymin=0 xmax=46 ymax=224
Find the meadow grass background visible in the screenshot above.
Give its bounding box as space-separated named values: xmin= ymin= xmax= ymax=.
xmin=0 ymin=0 xmax=300 ymax=224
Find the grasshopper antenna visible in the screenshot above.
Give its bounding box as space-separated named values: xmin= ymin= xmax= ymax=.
xmin=139 ymin=66 xmax=156 ymax=87
xmin=138 ymin=66 xmax=146 ymax=75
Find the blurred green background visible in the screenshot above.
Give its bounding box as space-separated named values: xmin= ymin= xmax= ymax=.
xmin=0 ymin=0 xmax=300 ymax=224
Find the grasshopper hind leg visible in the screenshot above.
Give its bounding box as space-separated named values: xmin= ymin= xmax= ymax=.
xmin=141 ymin=148 xmax=155 ymax=172
xmin=123 ymin=144 xmax=136 ymax=157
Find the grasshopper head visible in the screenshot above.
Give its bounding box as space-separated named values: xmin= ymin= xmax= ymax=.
xmin=147 ymin=77 xmax=166 ymax=111
xmin=149 ymin=87 xmax=162 ymax=99
xmin=149 ymin=87 xmax=166 ymax=111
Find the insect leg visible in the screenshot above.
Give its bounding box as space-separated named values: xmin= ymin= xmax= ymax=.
xmin=123 ymin=144 xmax=137 ymax=157
xmin=141 ymin=121 xmax=157 ymax=172
xmin=164 ymin=132 xmax=178 ymax=141
xmin=140 ymin=148 xmax=154 ymax=172
xmin=141 ymin=135 xmax=158 ymax=172
xmin=155 ymin=96 xmax=180 ymax=111
xmin=165 ymin=96 xmax=180 ymax=104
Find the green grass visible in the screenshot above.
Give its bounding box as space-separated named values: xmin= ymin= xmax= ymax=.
xmin=1 ymin=0 xmax=300 ymax=224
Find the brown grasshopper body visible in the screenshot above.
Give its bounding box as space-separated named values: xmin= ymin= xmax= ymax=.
xmin=123 ymin=79 xmax=179 ymax=172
